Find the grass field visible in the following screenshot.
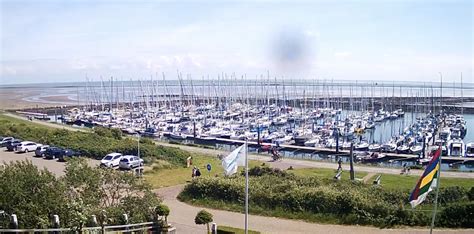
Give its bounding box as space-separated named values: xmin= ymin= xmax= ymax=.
xmin=289 ymin=167 xmax=368 ymax=180
xmin=144 ymin=154 xmax=263 ymax=188
xmin=375 ymin=173 xmax=474 ymax=191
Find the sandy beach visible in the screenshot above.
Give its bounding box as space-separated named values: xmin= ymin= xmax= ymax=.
xmin=0 ymin=88 xmax=75 ymax=110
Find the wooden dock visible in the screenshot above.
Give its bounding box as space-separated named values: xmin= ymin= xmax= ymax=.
xmin=207 ymin=137 xmax=474 ymax=163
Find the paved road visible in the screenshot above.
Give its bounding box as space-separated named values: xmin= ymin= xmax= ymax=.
xmin=0 ymin=149 xmax=98 ymax=176
xmin=156 ymin=185 xmax=472 ymax=234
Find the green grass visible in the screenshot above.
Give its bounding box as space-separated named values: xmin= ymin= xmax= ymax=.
xmin=289 ymin=167 xmax=368 ymax=181
xmin=377 ymin=173 xmax=474 ymax=191
xmin=144 ymin=154 xmax=263 ymax=188
xmin=217 ymin=225 xmax=260 ymax=234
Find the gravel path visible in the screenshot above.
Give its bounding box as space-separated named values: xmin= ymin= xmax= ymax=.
xmin=155 ymin=185 xmax=472 ymax=234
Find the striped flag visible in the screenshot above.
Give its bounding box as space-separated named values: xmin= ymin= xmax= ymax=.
xmin=409 ymin=147 xmax=441 ymax=208
xmin=221 ymin=144 xmax=246 ymax=176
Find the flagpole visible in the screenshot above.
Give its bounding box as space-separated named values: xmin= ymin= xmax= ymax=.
xmin=244 ymin=139 xmax=249 ymax=234
xmin=430 ymin=155 xmax=442 ymax=234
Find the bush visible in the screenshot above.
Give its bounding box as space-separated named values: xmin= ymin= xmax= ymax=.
xmin=179 ymin=173 xmax=472 ymax=228
xmin=468 ymin=187 xmax=474 ymax=201
xmin=438 ymin=202 xmax=474 ymax=228
xmin=243 ymin=166 xmax=290 ymax=177
xmin=0 ymin=116 xmax=191 ymax=166
xmin=195 ymin=210 xmax=213 ymax=233
xmin=0 ymin=159 xmax=162 ymax=229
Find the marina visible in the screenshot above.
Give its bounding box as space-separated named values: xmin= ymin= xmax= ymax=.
xmin=11 ymin=78 xmax=474 ymax=172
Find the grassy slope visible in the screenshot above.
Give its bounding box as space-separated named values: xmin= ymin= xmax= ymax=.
xmin=144 ymin=154 xmax=263 ymax=188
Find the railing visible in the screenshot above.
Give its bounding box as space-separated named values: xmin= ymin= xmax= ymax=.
xmin=0 ymin=222 xmax=171 ymax=233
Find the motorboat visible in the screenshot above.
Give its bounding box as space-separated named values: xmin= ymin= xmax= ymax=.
xmin=381 ymin=141 xmax=397 ymax=153
xmin=410 ymin=144 xmax=423 ymax=155
xmin=447 ymin=139 xmax=465 ymax=157
xmin=368 ymin=143 xmax=381 ymax=152
xmin=304 ymin=138 xmax=321 ymax=147
xmin=168 ymin=132 xmax=187 ymax=140
xmin=397 ymin=145 xmax=410 ymax=154
xmin=355 ymin=141 xmax=369 ymax=151
xmin=466 ymin=142 xmax=474 ymax=157
xmin=357 ymin=152 xmax=387 ymax=163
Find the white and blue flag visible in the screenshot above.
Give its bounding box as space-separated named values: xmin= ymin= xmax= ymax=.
xmin=221 ymin=144 xmax=246 ymax=176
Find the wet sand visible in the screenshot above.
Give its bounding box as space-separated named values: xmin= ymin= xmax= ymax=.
xmin=0 ymin=88 xmax=74 ymax=110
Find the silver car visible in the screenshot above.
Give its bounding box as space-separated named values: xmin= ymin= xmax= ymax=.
xmin=118 ymin=155 xmax=144 ymax=170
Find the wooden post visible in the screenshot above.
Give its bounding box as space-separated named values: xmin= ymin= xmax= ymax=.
xmin=349 ymin=143 xmax=355 ymax=181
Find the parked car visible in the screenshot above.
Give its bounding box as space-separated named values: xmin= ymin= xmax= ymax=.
xmin=58 ymin=149 xmax=80 ymax=162
xmin=0 ymin=137 xmax=14 ymax=147
xmin=6 ymin=139 xmax=22 ymax=151
xmin=44 ymin=147 xmax=64 ymax=159
xmin=100 ymin=152 xmax=123 ymax=168
xmin=118 ymin=155 xmax=144 ymax=170
xmin=34 ymin=145 xmax=50 ymax=157
xmin=16 ymin=141 xmax=41 ymax=153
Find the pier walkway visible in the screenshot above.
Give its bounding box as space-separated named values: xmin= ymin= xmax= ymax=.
xmin=214 ymin=137 xmax=474 ymax=163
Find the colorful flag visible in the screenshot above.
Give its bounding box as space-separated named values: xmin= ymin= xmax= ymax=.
xmin=221 ymin=144 xmax=246 ymax=176
xmin=409 ymin=147 xmax=441 ymax=208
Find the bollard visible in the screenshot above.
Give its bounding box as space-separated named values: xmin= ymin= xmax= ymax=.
xmin=52 ymin=214 xmax=60 ymax=228
xmin=349 ymin=143 xmax=355 ymax=181
xmin=122 ymin=213 xmax=128 ymax=224
xmin=10 ymin=214 xmax=18 ymax=229
xmin=90 ymin=215 xmax=98 ymax=226
xmin=211 ymin=223 xmax=218 ymax=234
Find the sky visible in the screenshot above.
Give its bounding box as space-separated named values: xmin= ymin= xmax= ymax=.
xmin=0 ymin=0 xmax=472 ymax=84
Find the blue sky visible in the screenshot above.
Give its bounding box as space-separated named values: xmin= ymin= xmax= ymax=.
xmin=1 ymin=0 xmax=472 ymax=84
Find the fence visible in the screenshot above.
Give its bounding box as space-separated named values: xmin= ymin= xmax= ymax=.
xmin=0 ymin=221 xmax=178 ymax=233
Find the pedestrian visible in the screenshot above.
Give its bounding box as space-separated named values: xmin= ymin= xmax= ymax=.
xmin=192 ymin=166 xmax=197 ymax=179
xmin=187 ymin=156 xmax=193 ymax=168
xmin=337 ymin=157 xmax=342 ymax=171
xmin=195 ymin=168 xmax=201 ymax=177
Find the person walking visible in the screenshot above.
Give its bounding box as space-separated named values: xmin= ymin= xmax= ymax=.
xmin=337 ymin=157 xmax=342 ymax=171
xmin=192 ymin=166 xmax=197 ymax=179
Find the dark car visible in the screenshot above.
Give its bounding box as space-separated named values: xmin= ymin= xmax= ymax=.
xmin=34 ymin=145 xmax=50 ymax=157
xmin=58 ymin=149 xmax=80 ymax=162
xmin=5 ymin=140 xmax=22 ymax=151
xmin=44 ymin=147 xmax=64 ymax=159
xmin=0 ymin=137 xmax=14 ymax=147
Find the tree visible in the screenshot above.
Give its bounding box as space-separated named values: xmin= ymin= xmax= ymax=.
xmin=0 ymin=158 xmax=162 ymax=229
xmin=0 ymin=160 xmax=66 ymax=228
xmin=155 ymin=204 xmax=170 ymax=227
xmin=194 ymin=210 xmax=213 ymax=233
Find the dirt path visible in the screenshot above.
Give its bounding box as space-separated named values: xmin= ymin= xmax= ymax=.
xmin=155 ymin=185 xmax=472 ymax=234
xmin=362 ymin=172 xmax=377 ymax=183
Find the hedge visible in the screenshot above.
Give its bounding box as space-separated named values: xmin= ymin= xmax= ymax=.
xmin=0 ymin=117 xmax=190 ymax=166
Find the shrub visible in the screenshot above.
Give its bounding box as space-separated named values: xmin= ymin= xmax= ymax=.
xmin=468 ymin=187 xmax=474 ymax=201
xmin=0 ymin=116 xmax=191 ymax=166
xmin=179 ymin=174 xmax=472 ymax=228
xmin=438 ymin=202 xmax=474 ymax=228
xmin=195 ymin=210 xmax=213 ymax=233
